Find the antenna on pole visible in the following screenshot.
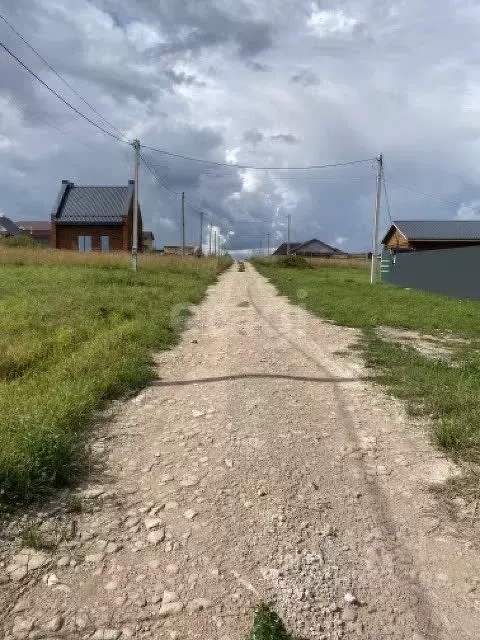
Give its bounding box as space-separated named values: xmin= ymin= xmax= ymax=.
xmin=370 ymin=154 xmax=383 ymax=284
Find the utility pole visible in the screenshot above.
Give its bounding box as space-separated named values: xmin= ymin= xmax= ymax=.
xmin=181 ymin=192 xmax=185 ymax=257
xmin=214 ymin=230 xmax=217 ymax=257
xmin=208 ymin=223 xmax=212 ymax=256
xmin=370 ymin=153 xmax=383 ymax=284
xmin=287 ymin=214 xmax=291 ymax=255
xmin=132 ymin=139 xmax=140 ymax=272
xmin=266 ymin=232 xmax=270 ymax=257
xmin=199 ymin=211 xmax=204 ymax=256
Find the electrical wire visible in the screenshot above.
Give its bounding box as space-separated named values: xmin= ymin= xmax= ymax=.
xmin=141 ymin=145 xmax=376 ymax=171
xmin=0 ymin=40 xmax=127 ymax=143
xmin=0 ymin=12 xmax=127 ymax=140
xmin=382 ymin=170 xmax=393 ymax=225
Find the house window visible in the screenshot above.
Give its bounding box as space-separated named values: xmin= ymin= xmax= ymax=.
xmin=100 ymin=236 xmax=110 ymax=252
xmin=78 ymin=235 xmax=92 ymax=252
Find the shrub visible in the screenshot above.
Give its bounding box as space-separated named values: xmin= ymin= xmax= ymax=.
xmin=276 ymin=255 xmax=312 ymax=269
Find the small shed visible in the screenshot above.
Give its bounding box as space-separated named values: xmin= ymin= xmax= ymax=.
xmin=382 ymin=220 xmax=480 ymax=252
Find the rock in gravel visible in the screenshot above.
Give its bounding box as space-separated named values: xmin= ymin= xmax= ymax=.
xmin=144 ymin=517 xmax=163 ymax=530
xmin=46 ymin=573 xmax=59 ymax=586
xmin=186 ymin=598 xmax=212 ymax=613
xmin=80 ymin=487 xmax=105 ymax=499
xmin=12 ymin=617 xmax=35 ymax=639
xmin=192 ymin=410 xmax=205 ymax=418
xmin=105 ymin=542 xmax=122 ymax=554
xmin=184 ymin=509 xmax=198 ymax=520
xmin=166 ymin=564 xmax=179 ymax=575
xmin=91 ymin=628 xmax=121 ymax=640
xmin=85 ymin=553 xmax=104 ymax=564
xmin=56 ymin=555 xmax=71 ymax=568
xmin=180 ymin=475 xmax=199 ymax=487
xmin=8 ymin=550 xmax=48 ymax=575
xmin=159 ymin=474 xmax=174 ymax=483
xmin=165 ymin=501 xmax=179 ymax=510
xmin=163 ymin=590 xmax=179 ymax=603
xmin=344 ymin=592 xmax=358 ymax=605
xmin=342 ymin=604 xmax=358 ymax=622
xmin=44 ymin=615 xmax=64 ymax=632
xmin=147 ymin=529 xmax=165 ymax=545
xmin=159 ymin=602 xmax=184 ymax=617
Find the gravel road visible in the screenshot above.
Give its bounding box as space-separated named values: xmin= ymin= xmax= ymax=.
xmin=2 ymin=264 xmax=480 ymax=640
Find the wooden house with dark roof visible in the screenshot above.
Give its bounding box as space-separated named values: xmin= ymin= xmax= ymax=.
xmin=51 ymin=180 xmax=142 ymax=252
xmin=382 ymin=220 xmax=480 ymax=252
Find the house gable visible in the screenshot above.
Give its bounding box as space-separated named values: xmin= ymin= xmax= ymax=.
xmin=294 ymin=238 xmax=341 ymax=255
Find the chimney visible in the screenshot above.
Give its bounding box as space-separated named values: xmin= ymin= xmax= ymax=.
xmin=128 ymin=179 xmax=135 ymax=185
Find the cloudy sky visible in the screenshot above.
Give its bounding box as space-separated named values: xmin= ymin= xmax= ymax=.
xmin=1 ymin=0 xmax=480 ymax=253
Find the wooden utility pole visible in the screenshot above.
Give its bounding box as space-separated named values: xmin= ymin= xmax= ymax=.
xmin=370 ymin=154 xmax=383 ymax=284
xmin=132 ymin=139 xmax=140 ymax=272
xmin=208 ymin=223 xmax=212 ymax=256
xmin=214 ymin=230 xmax=217 ymax=257
xmin=266 ymin=232 xmax=270 ymax=256
xmin=199 ymin=211 xmax=204 ymax=256
xmin=181 ymin=191 xmax=185 ymax=257
xmin=287 ymin=214 xmax=291 ymax=255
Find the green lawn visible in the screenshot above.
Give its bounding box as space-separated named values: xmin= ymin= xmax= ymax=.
xmin=0 ymin=250 xmax=231 ymax=504
xmin=252 ymin=259 xmax=480 ymax=467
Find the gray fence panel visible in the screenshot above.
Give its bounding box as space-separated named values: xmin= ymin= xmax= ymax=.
xmin=388 ymin=245 xmax=480 ymax=300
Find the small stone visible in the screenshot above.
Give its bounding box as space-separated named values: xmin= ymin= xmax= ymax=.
xmin=184 ymin=509 xmax=198 ymax=520
xmin=85 ymin=553 xmax=104 ymax=564
xmin=44 ymin=615 xmax=64 ymax=632
xmin=91 ymin=629 xmax=121 ymax=640
xmin=56 ymin=555 xmax=71 ymax=568
xmin=46 ymin=573 xmax=59 ymax=586
xmin=186 ymin=598 xmax=212 ymax=613
xmin=147 ymin=529 xmax=165 ymax=545
xmin=257 ymin=489 xmax=267 ymax=497
xmin=192 ymin=410 xmax=205 ymax=418
xmin=159 ymin=474 xmax=174 ymax=483
xmin=148 ymin=559 xmax=162 ymax=570
xmin=344 ymin=592 xmax=358 ymax=605
xmin=159 ymin=602 xmax=184 ymax=617
xmin=81 ymin=488 xmax=105 ymax=499
xmin=163 ymin=590 xmax=179 ymax=604
xmin=165 ymin=501 xmax=179 ymax=510
xmin=180 ymin=475 xmax=199 ymax=487
xmin=105 ymin=581 xmax=118 ymax=591
xmin=224 ymin=459 xmax=233 ymax=468
xmin=166 ymin=564 xmax=179 ymax=575
xmin=122 ymin=628 xmax=134 ymax=638
xmin=73 ymin=615 xmax=88 ymax=630
xmin=105 ymin=542 xmax=122 ymax=554
xmin=9 ymin=550 xmax=48 ymax=572
xmin=144 ymin=517 xmax=162 ymax=530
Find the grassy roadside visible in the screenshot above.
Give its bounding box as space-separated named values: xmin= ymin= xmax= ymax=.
xmin=251 ymin=258 xmax=480 ymax=467
xmin=0 ymin=250 xmax=231 ymax=504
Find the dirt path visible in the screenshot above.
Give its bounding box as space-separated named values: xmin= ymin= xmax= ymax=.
xmin=2 ymin=264 xmax=480 ymax=640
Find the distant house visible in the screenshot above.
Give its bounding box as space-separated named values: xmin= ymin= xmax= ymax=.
xmin=163 ymin=245 xmax=196 ymax=255
xmin=272 ymin=238 xmax=344 ymax=257
xmin=51 ymin=180 xmax=142 ymax=252
xmin=0 ymin=215 xmax=21 ymax=239
xmin=17 ymin=221 xmax=51 ymax=247
xmin=142 ymin=231 xmax=155 ymax=251
xmin=382 ymin=220 xmax=480 ymax=252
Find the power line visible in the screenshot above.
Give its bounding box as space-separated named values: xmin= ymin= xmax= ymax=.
xmin=0 ymin=12 xmax=127 ymax=140
xmin=382 ymin=171 xmax=393 ymax=225
xmin=141 ymin=145 xmax=375 ymax=171
xmin=0 ymin=39 xmax=126 ymax=143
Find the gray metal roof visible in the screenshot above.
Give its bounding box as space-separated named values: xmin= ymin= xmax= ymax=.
xmin=0 ymin=215 xmax=21 ymax=235
xmin=394 ymin=220 xmax=480 ymax=241
xmin=55 ymin=185 xmax=130 ymax=225
xmin=272 ymin=242 xmax=302 ymax=255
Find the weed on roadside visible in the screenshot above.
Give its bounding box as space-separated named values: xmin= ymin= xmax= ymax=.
xmin=246 ymin=603 xmax=297 ymax=640
xmin=19 ymin=522 xmax=56 ymax=551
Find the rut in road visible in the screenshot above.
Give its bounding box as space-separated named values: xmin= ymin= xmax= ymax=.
xmin=2 ymin=264 xmax=480 ymax=640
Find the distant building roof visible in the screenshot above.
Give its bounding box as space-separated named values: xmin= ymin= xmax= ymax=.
xmin=52 ymin=180 xmax=135 ymax=225
xmin=0 ymin=215 xmax=21 ymax=235
xmin=294 ymin=238 xmax=344 ymax=255
xmin=382 ymin=220 xmax=480 ymax=244
xmin=272 ymin=239 xmax=344 ymax=256
xmin=17 ymin=220 xmax=51 ymax=232
xmin=272 ymin=242 xmax=302 ymax=255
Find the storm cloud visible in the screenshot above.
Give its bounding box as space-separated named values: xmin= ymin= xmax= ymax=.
xmin=2 ymin=0 xmax=480 ymax=253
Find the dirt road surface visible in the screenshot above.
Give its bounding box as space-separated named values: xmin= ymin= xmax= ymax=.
xmin=2 ymin=264 xmax=480 ymax=640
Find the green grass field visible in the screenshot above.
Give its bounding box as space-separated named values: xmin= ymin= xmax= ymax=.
xmin=252 ymin=259 xmax=480 ymax=467
xmin=0 ymin=249 xmax=231 ymax=504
